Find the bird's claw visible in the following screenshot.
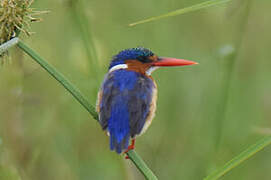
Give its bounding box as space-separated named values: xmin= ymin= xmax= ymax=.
xmin=124 ymin=139 xmax=135 ymax=159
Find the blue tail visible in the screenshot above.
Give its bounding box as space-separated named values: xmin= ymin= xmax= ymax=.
xmin=108 ymin=97 xmax=130 ymax=153
xmin=110 ymin=134 xmax=130 ymax=154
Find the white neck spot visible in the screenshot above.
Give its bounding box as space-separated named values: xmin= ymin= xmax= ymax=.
xmin=109 ymin=64 xmax=128 ymax=73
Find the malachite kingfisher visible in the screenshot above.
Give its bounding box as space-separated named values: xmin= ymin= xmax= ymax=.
xmin=96 ymin=47 xmax=197 ymax=155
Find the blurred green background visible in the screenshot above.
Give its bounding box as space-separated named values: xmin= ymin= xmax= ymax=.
xmin=1 ymin=0 xmax=271 ymax=179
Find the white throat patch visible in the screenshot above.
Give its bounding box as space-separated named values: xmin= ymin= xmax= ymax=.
xmin=108 ymin=64 xmax=128 ymax=73
xmin=146 ymin=66 xmax=159 ymax=75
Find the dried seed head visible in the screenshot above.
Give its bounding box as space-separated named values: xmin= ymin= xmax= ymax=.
xmin=0 ymin=0 xmax=47 ymax=63
xmin=0 ymin=0 xmax=48 ymax=43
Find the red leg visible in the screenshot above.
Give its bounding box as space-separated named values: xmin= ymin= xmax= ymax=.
xmin=124 ymin=139 xmax=136 ymax=159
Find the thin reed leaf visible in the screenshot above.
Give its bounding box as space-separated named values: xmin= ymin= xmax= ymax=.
xmin=204 ymin=136 xmax=271 ymax=180
xmin=129 ymin=0 xmax=232 ymax=27
xmin=16 ymin=40 xmax=157 ymax=180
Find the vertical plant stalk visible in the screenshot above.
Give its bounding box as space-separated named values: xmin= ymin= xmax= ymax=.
xmin=204 ymin=1 xmax=271 ymax=179
xmin=69 ymin=0 xmax=101 ymax=83
xmin=204 ymin=136 xmax=271 ymax=180
xmin=16 ymin=40 xmax=157 ymax=180
xmin=213 ymin=0 xmax=252 ymax=150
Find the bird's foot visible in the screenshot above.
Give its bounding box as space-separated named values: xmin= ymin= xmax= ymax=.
xmin=124 ymin=139 xmax=135 ymax=159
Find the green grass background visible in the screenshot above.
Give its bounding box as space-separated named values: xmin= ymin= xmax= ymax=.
xmin=1 ymin=0 xmax=271 ymax=179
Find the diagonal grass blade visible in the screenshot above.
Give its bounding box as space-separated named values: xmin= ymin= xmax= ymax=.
xmin=129 ymin=0 xmax=232 ymax=27
xmin=204 ymin=136 xmax=271 ymax=180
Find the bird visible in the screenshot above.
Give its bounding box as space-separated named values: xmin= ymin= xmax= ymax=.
xmin=96 ymin=47 xmax=197 ymax=155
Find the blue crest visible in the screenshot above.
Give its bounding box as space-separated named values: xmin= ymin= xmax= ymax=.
xmin=109 ymin=47 xmax=154 ymax=69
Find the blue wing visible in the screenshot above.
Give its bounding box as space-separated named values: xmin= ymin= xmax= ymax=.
xmin=98 ymin=70 xmax=154 ymax=153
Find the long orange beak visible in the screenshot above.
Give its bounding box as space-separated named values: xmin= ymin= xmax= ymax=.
xmin=152 ymin=57 xmax=198 ymax=67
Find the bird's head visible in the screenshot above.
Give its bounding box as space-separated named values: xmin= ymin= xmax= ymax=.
xmin=109 ymin=47 xmax=198 ymax=75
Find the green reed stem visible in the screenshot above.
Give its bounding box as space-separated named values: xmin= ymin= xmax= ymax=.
xmin=126 ymin=150 xmax=158 ymax=180
xmin=17 ymin=40 xmax=98 ymax=120
xmin=204 ymin=136 xmax=271 ymax=180
xmin=16 ymin=40 xmax=157 ymax=180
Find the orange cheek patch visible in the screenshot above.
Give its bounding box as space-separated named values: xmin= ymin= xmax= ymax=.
xmin=125 ymin=59 xmax=152 ymax=75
